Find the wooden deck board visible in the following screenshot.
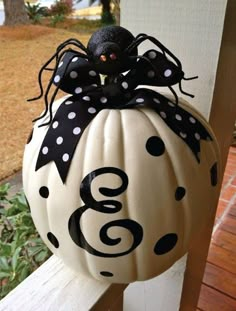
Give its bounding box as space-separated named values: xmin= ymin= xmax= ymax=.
xmin=220 ymin=215 xmax=236 ymax=235
xmin=197 ymin=147 xmax=236 ymax=310
xmin=229 ymin=204 xmax=236 ymax=217
xmin=213 ymin=229 xmax=236 ymax=253
xmin=207 ymin=243 xmax=236 ymax=274
xmin=198 ymin=284 xmax=236 ymax=311
xmin=203 ymin=263 xmax=236 ymax=298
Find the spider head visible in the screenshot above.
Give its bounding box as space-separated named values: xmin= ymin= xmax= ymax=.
xmin=91 ymin=41 xmax=134 ymax=75
xmin=87 ymin=25 xmax=137 ymax=75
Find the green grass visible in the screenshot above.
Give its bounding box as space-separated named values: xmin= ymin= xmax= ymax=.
xmin=54 ymin=18 xmax=102 ymax=33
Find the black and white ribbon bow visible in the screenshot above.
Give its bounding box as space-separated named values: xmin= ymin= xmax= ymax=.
xmin=35 ymin=49 xmax=212 ymax=183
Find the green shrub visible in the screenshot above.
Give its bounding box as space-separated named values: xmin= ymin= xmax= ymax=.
xmin=0 ymin=183 xmax=51 ymax=300
xmin=25 ymin=2 xmax=49 ymax=24
xmin=50 ymin=14 xmax=65 ymax=27
xmin=49 ymin=0 xmax=74 ymax=17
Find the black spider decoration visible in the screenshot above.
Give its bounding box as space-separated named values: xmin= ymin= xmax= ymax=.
xmin=29 ymin=25 xmax=197 ymax=127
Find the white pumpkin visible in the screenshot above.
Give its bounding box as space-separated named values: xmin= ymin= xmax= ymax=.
xmin=23 ymin=95 xmax=220 ymax=283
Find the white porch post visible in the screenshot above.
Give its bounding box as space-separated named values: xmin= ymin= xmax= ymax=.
xmin=121 ymin=1 xmax=230 ymax=310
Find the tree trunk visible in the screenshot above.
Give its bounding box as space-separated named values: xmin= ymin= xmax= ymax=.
xmin=111 ymin=0 xmax=120 ymax=25
xmin=3 ymin=0 xmax=29 ymax=26
xmin=101 ymin=0 xmax=111 ymax=13
xmin=101 ymin=0 xmax=114 ymax=24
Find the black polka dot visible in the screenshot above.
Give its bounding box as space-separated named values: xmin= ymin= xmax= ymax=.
xmin=39 ymin=186 xmax=49 ymax=198
xmin=100 ymin=271 xmax=113 ymax=277
xmin=210 ymin=162 xmax=218 ymax=186
xmin=175 ymin=187 xmax=186 ymax=201
xmin=47 ymin=232 xmax=59 ymax=248
xmin=146 ymin=136 xmax=165 ymax=156
xmin=154 ymin=233 xmax=178 ymax=255
xmin=27 ymin=129 xmax=33 ymax=144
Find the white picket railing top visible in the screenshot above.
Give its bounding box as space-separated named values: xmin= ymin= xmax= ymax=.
xmin=0 ymin=255 xmax=125 ymax=311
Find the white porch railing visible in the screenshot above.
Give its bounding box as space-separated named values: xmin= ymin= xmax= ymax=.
xmin=0 ymin=255 xmax=127 ymax=311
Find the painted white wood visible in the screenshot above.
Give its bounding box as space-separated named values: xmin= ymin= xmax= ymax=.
xmin=0 ymin=255 xmax=114 ymax=311
xmin=121 ymin=0 xmax=227 ymax=119
xmin=124 ymin=255 xmax=187 ymax=311
xmin=121 ymin=0 xmax=227 ymax=310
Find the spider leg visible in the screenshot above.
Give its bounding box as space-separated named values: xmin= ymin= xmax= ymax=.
xmin=38 ymin=50 xmax=80 ymax=127
xmin=129 ymin=55 xmax=161 ymax=77
xmin=28 ymin=44 xmax=89 ymax=103
xmin=44 ymin=68 xmax=55 ymax=71
xmin=183 ymin=75 xmax=198 ymax=81
xmin=179 ymin=80 xmax=195 ymax=98
xmin=57 ymin=38 xmax=89 ymax=55
xmin=135 ymin=33 xmax=147 ymax=39
xmin=168 ymin=85 xmax=179 ymax=105
xmin=134 ymin=33 xmax=166 ymax=58
xmin=33 ymin=48 xmax=72 ymax=123
xmin=55 ymin=39 xmax=90 ymax=62
xmin=37 ymin=83 xmax=60 ymax=127
xmin=27 ymin=49 xmax=60 ymax=103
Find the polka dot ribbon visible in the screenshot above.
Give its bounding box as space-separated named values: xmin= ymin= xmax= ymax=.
xmin=36 ymin=50 xmax=212 ymax=183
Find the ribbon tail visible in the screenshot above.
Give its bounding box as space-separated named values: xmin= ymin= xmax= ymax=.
xmin=36 ymin=96 xmax=101 ymax=183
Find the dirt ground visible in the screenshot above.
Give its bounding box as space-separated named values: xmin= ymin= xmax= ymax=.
xmin=0 ymin=25 xmax=90 ymax=180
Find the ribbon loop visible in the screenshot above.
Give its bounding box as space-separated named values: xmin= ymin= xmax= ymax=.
xmin=53 ymin=51 xmax=101 ymax=95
